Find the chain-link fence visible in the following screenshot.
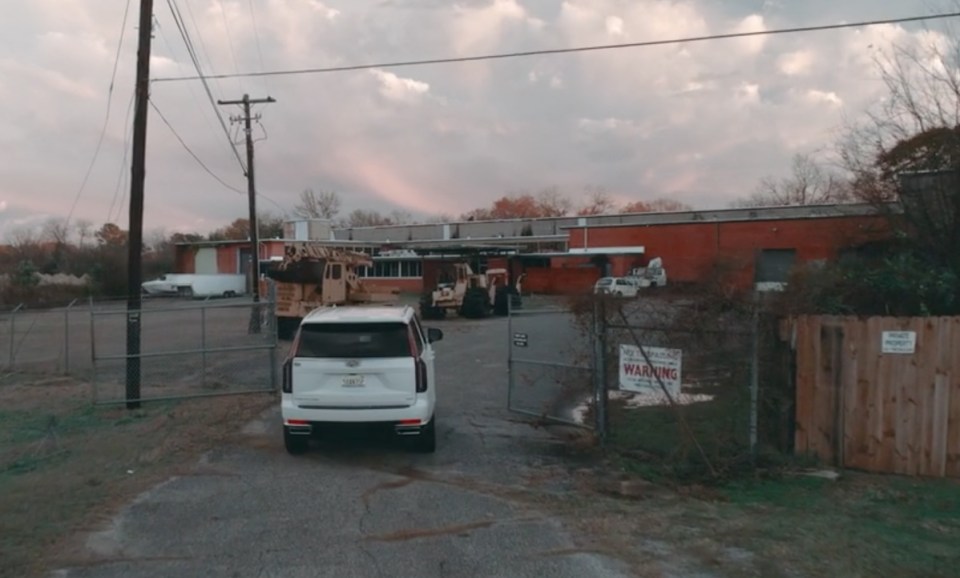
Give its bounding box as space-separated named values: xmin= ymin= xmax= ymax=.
xmin=510 ymin=292 xmax=792 ymax=481
xmin=506 ymin=303 xmax=598 ymax=429
xmin=89 ymin=295 xmax=279 ymax=404
xmin=1 ymin=300 xmax=88 ymax=375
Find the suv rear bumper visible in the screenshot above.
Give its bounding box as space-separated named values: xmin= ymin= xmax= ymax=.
xmin=281 ymin=394 xmax=433 ymax=426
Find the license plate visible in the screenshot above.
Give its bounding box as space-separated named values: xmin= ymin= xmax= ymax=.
xmin=342 ymin=375 xmax=364 ymax=387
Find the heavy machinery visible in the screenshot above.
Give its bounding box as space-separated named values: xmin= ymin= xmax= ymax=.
xmin=419 ymin=261 xmax=522 ymax=320
xmin=263 ymin=243 xmax=399 ymax=339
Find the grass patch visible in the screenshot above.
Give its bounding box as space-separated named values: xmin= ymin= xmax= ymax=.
xmin=715 ymin=474 xmax=960 ymax=577
xmin=607 ymin=390 xmax=754 ymax=482
xmin=0 ymin=381 xmax=274 ymax=578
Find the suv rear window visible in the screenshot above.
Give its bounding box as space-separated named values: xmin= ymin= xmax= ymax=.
xmin=296 ymin=322 xmax=412 ymax=358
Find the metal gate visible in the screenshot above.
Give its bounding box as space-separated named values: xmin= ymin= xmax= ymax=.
xmin=506 ymin=301 xmax=601 ymax=430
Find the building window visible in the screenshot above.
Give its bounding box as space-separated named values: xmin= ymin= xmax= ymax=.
xmin=755 ymin=249 xmax=797 ymax=283
xmin=363 ymin=259 xmax=423 ymax=278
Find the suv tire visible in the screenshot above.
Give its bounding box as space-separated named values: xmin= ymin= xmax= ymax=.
xmin=284 ymin=427 xmax=309 ymax=455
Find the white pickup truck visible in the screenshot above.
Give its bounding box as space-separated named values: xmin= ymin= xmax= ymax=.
xmin=142 ymin=274 xmax=247 ymax=298
xmin=628 ymin=257 xmax=668 ymax=288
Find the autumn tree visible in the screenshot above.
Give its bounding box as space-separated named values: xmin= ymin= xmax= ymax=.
xmin=461 ymin=187 xmax=575 ymax=221
xmin=96 ymin=223 xmax=128 ymax=246
xmin=734 ymin=154 xmax=851 ymax=208
xmin=209 ymin=213 xmax=287 ymax=241
xmin=294 ymin=189 xmax=341 ymax=220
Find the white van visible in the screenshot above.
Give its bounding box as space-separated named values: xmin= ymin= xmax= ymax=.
xmin=281 ymin=305 xmax=442 ymax=454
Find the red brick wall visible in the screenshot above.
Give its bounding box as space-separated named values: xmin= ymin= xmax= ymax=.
xmin=362 ymin=278 xmax=423 ymax=293
xmin=524 ymin=267 xmax=600 ymax=294
xmin=174 ymin=246 xmax=195 ymax=274
xmin=566 ymin=216 xmax=889 ymax=288
xmin=217 ymin=246 xmax=238 ymax=274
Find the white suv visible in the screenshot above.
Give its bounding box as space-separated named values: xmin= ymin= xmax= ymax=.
xmin=280 ymin=305 xmax=442 ymax=455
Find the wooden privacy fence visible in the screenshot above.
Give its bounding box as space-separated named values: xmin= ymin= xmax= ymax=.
xmin=790 ymin=315 xmax=960 ymax=478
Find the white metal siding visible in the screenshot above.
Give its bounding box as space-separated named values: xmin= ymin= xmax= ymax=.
xmin=195 ymin=248 xmax=218 ymax=274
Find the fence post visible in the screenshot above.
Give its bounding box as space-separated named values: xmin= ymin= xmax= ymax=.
xmin=8 ymin=304 xmax=23 ymax=370
xmin=506 ymin=294 xmax=515 ymax=411
xmin=201 ymin=306 xmax=207 ymax=388
xmin=749 ymin=290 xmax=760 ymax=459
xmin=268 ymin=280 xmax=278 ymax=391
xmin=64 ymin=298 xmax=78 ymax=375
xmin=593 ymin=298 xmax=608 ymax=444
xmin=89 ymin=296 xmax=97 ymax=403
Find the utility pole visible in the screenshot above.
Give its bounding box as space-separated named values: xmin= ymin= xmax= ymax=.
xmin=218 ymin=94 xmax=275 ymax=333
xmin=126 ymin=0 xmax=155 ymax=410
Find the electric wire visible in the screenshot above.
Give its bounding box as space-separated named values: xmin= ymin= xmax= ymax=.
xmin=217 ymin=0 xmax=246 ymax=93
xmin=150 ymin=98 xmax=287 ymax=214
xmin=65 ymin=0 xmax=132 ymax=227
xmin=106 ymin=91 xmax=137 ymax=224
xmin=247 ymin=0 xmax=269 ymax=79
xmin=154 ymin=11 xmax=960 ymax=82
xmin=166 ymin=0 xmax=247 ymax=173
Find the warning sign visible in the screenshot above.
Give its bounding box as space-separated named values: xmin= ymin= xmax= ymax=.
xmin=619 ymin=344 xmax=682 ymax=397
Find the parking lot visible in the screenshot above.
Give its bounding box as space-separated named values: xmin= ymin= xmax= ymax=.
xmin=48 ymin=308 xmax=637 ymax=577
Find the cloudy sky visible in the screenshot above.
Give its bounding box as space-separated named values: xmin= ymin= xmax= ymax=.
xmin=0 ymin=0 xmax=953 ymax=237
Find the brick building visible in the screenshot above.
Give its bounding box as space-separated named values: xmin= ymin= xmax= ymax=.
xmin=171 ymin=204 xmax=890 ymax=295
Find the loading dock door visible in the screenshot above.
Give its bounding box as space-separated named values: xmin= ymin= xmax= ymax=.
xmin=195 ymin=248 xmax=218 ymax=274
xmin=755 ymin=249 xmax=796 ymax=283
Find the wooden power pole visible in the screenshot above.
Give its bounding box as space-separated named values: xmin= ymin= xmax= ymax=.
xmin=125 ymin=0 xmax=155 ymax=410
xmin=217 ymin=94 xmax=275 ymax=333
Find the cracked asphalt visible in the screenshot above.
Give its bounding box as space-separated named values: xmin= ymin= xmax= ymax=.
xmin=52 ymin=314 xmax=633 ymax=578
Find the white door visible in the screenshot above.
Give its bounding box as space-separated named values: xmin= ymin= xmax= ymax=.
xmin=195 ymin=248 xmax=217 ymax=274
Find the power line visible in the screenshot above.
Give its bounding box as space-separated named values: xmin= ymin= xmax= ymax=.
xmin=154 ymin=11 xmax=960 ymax=83
xmin=218 ymin=0 xmax=245 ymax=93
xmin=65 ymin=0 xmax=133 ymax=226
xmin=154 ymin=14 xmax=225 ymax=158
xmin=149 ymin=98 xmax=246 ymax=194
xmin=149 ymin=98 xmax=287 ymax=213
xmin=247 ymin=0 xmax=268 ymax=78
xmin=165 ymin=0 xmax=247 ymax=172
xmin=107 ymin=91 xmax=137 ymax=224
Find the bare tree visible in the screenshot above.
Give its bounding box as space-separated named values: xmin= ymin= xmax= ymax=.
xmin=42 ymin=218 xmax=70 ymax=245
xmin=75 ymin=219 xmax=93 ymax=247
xmin=577 ymin=186 xmax=619 ymax=215
xmin=388 ymin=209 xmax=414 ymax=225
xmin=838 ymin=14 xmax=960 ymax=268
xmin=343 ymin=209 xmax=394 ymax=228
xmin=294 ymin=188 xmax=341 ymax=220
xmin=535 ymin=186 xmax=573 ymax=217
xmin=734 ymin=154 xmax=852 ymax=208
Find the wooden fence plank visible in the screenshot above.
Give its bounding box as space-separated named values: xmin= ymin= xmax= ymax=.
xmin=844 ymin=317 xmax=868 ymax=471
xmin=931 ymin=317 xmax=951 ymax=477
xmin=916 ymin=317 xmax=939 ymax=476
xmin=794 ymin=315 xmax=960 ymax=478
xmin=794 ymin=316 xmax=815 ymax=454
xmin=947 ymin=317 xmax=960 ymax=478
xmin=814 ymin=320 xmax=837 ymax=464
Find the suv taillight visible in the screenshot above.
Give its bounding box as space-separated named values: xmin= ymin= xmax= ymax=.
xmin=407 ymin=326 xmax=427 ymax=393
xmin=282 ymin=359 xmax=293 ymax=393
xmin=415 ymin=358 xmax=427 ymax=393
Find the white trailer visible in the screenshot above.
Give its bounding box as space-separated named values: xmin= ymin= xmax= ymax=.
xmin=142 ymin=274 xmax=247 ymax=299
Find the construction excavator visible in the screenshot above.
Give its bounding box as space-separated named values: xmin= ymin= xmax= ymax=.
xmin=263 ymin=243 xmax=399 ymax=339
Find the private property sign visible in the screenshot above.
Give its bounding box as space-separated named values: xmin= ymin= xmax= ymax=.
xmin=619 ymin=344 xmax=682 ymax=397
